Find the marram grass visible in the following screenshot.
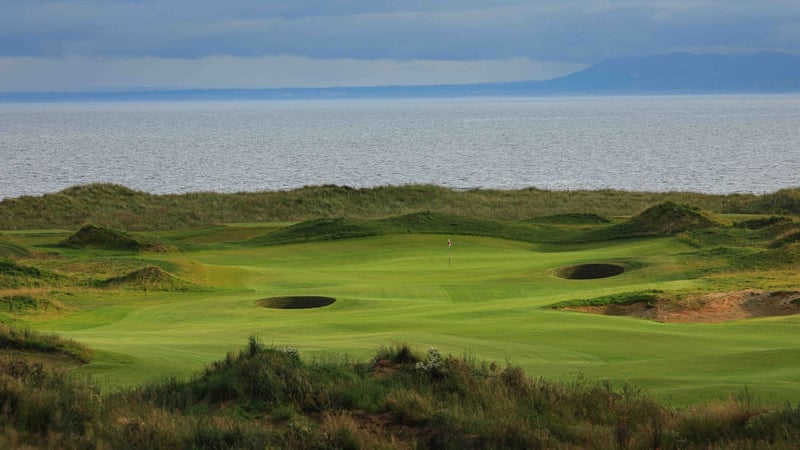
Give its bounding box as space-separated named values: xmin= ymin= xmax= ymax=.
xmin=1 ymin=182 xmax=800 ymax=230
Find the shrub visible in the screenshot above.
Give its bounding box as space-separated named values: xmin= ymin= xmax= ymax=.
xmin=5 ymin=338 xmax=800 ymax=449
xmin=0 ymin=324 xmax=93 ymax=363
xmin=374 ymin=342 xmax=423 ymax=365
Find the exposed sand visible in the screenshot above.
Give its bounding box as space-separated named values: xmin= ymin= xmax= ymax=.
xmin=564 ymin=290 xmax=800 ymax=323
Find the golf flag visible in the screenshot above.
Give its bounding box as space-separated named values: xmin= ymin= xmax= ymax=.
xmin=447 ymin=238 xmax=452 ymax=266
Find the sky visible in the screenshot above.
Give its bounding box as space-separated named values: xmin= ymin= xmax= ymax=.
xmin=1 ymin=0 xmax=799 ymax=92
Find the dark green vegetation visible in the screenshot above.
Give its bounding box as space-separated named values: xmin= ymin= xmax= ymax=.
xmin=3 ymin=185 xmax=800 ymax=448
xmin=0 ymin=259 xmax=63 ymax=289
xmin=2 ymin=183 xmax=800 ymax=231
xmin=61 ymin=224 xmax=168 ymax=252
xmin=3 ymin=338 xmax=800 ymax=449
xmin=595 ymin=201 xmax=719 ymax=238
xmin=99 ymin=265 xmax=196 ymax=291
xmin=0 ymin=324 xmax=92 ymax=363
xmin=549 ymin=290 xmax=664 ymax=309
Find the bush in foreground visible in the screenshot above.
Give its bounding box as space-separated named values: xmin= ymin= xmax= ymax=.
xmin=2 ymin=337 xmax=800 ymax=449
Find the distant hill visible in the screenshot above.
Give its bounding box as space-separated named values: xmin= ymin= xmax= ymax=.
xmin=538 ymin=52 xmax=800 ymax=93
xmin=1 ymin=52 xmax=798 ymax=102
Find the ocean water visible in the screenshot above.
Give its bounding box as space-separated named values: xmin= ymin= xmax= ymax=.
xmin=1 ymin=95 xmax=799 ymax=200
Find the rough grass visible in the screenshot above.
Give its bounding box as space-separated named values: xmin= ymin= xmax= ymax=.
xmin=742 ymin=243 xmax=800 ymax=269
xmin=585 ymin=201 xmax=720 ymax=240
xmin=770 ymin=229 xmax=800 ymax=248
xmin=0 ymin=294 xmax=49 ymax=313
xmin=549 ymin=290 xmax=664 ymax=309
xmin=0 ymin=235 xmax=33 ymax=259
xmin=60 ymin=224 xmax=167 ymax=252
xmin=245 ymin=205 xmax=763 ymax=248
xmin=734 ymin=216 xmax=792 ymax=230
xmin=2 ymin=338 xmax=799 ymax=449
xmin=99 ymin=266 xmax=196 ymax=291
xmin=246 ymin=211 xmax=571 ymax=246
xmin=0 ymin=323 xmax=92 ymax=363
xmin=1 ymin=183 xmax=799 ymax=231
xmin=0 ymin=259 xmax=62 ymax=289
xmin=529 ymin=212 xmax=612 ymax=224
xmin=553 ymin=290 xmax=800 ymax=324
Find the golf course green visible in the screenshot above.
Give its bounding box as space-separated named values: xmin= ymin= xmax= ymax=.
xmin=4 ymin=201 xmax=799 ymax=406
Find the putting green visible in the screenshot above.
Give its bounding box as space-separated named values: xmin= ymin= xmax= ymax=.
xmin=24 ymin=234 xmax=800 ymax=404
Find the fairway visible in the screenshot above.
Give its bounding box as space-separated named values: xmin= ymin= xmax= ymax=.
xmin=20 ymin=232 xmax=800 ymax=404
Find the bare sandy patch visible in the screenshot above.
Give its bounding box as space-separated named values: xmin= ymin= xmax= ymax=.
xmin=565 ymin=290 xmax=800 ymax=323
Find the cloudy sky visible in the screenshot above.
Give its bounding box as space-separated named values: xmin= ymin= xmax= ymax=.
xmin=1 ymin=0 xmax=799 ymax=92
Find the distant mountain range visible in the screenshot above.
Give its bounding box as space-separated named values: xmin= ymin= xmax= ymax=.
xmin=539 ymin=52 xmax=800 ymax=93
xmin=2 ymin=52 xmax=799 ymax=102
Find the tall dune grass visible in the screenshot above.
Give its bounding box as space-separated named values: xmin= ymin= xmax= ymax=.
xmin=1 ymin=183 xmax=798 ymax=231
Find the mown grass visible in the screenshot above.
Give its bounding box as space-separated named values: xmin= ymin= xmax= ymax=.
xmin=14 ymin=232 xmax=798 ymax=404
xmin=2 ymin=338 xmax=799 ymax=449
xmin=1 ymin=183 xmax=799 ymax=230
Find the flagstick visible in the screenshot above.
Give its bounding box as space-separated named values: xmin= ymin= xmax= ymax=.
xmin=448 ymin=238 xmax=452 ymax=267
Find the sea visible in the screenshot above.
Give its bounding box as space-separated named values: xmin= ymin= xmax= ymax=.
xmin=1 ymin=94 xmax=799 ymax=200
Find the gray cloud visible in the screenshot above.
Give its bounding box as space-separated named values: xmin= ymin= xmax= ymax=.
xmin=1 ymin=0 xmax=798 ymax=90
xmin=4 ymin=1 xmax=799 ymax=60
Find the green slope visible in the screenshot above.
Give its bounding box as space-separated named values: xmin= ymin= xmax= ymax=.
xmin=12 ymin=232 xmax=795 ymax=405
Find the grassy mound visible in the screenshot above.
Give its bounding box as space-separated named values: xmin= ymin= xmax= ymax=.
xmin=588 ymin=202 xmax=719 ymax=240
xmin=0 ymin=235 xmax=32 ymax=259
xmin=0 ymin=324 xmax=93 ymax=363
xmin=730 ymin=241 xmax=800 ymax=270
xmin=0 ymin=259 xmax=43 ymax=278
xmin=0 ymin=259 xmax=60 ymax=289
xmin=247 ymin=212 xmax=568 ymax=246
xmin=734 ymin=216 xmax=792 ymax=230
xmin=249 ymin=218 xmax=381 ymax=245
xmin=530 ymin=213 xmax=611 ymax=225
xmin=257 ymin=296 xmax=336 ymax=309
xmin=556 ymin=263 xmax=625 ymax=280
xmin=100 ymin=266 xmax=193 ymax=291
xmin=0 ymin=295 xmax=52 ymax=313
xmin=622 ymin=201 xmax=719 ymax=234
xmin=61 ymin=224 xmax=166 ymax=252
xmin=770 ymin=228 xmax=800 ymax=248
